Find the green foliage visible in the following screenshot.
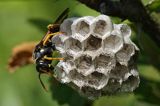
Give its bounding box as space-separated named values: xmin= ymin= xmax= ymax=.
xmin=50 ymin=79 xmax=88 ymax=106
xmin=0 ymin=0 xmax=160 ymax=106
xmin=146 ymin=0 xmax=160 ymax=12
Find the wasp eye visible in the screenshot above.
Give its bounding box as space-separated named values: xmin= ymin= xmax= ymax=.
xmin=34 ymin=52 xmax=41 ymax=60
xmin=33 ymin=47 xmax=42 ymax=60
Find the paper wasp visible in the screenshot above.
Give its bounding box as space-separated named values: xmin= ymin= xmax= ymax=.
xmin=33 ymin=8 xmax=69 ymax=91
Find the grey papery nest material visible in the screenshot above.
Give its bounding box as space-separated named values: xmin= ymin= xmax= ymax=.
xmin=51 ymin=15 xmax=140 ymax=99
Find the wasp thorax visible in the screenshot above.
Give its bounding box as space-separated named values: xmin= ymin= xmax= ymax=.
xmin=51 ymin=15 xmax=140 ymax=99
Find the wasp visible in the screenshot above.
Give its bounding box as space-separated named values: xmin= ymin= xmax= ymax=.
xmin=33 ymin=8 xmax=69 ymax=91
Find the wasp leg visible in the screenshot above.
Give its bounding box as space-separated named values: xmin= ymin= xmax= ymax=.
xmin=44 ymin=56 xmax=64 ymax=60
xmin=43 ymin=32 xmax=64 ymax=46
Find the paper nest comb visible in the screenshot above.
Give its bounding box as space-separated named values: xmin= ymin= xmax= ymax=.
xmin=51 ymin=15 xmax=140 ymax=99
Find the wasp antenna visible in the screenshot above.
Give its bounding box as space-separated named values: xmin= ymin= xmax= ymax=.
xmin=38 ymin=73 xmax=48 ymax=92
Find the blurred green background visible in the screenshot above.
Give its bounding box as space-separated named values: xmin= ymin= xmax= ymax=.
xmin=0 ymin=0 xmax=160 ymax=106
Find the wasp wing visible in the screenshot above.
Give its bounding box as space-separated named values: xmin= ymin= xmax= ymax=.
xmin=54 ymin=8 xmax=69 ymax=24
xmin=37 ymin=8 xmax=69 ymax=46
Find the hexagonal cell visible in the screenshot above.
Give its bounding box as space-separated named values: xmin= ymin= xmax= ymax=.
xmin=87 ymin=72 xmax=108 ymax=89
xmin=64 ymin=37 xmax=82 ymax=53
xmin=60 ymin=18 xmax=75 ymax=36
xmin=103 ymin=33 xmax=123 ymax=53
xmin=72 ymin=19 xmax=90 ymax=37
xmin=68 ymin=69 xmax=86 ymax=87
xmin=128 ymin=51 xmax=139 ymax=70
xmin=84 ymin=35 xmax=102 ymax=51
xmin=81 ymin=86 xmax=101 ymax=99
xmin=69 ymin=69 xmax=84 ymax=80
xmin=92 ymin=15 xmax=113 ymax=38
xmin=77 ymin=21 xmax=90 ymax=35
xmin=75 ymin=55 xmax=93 ymax=75
xmin=119 ymin=24 xmax=131 ymax=38
xmin=110 ymin=63 xmax=129 ymax=79
xmin=88 ymin=72 xmax=104 ymax=85
xmin=54 ymin=61 xmax=72 ymax=83
xmin=51 ymin=35 xmax=65 ymax=53
xmin=120 ymin=75 xmax=139 ymax=92
xmin=102 ymin=78 xmax=121 ymax=94
xmin=62 ymin=53 xmax=75 ymax=72
xmin=62 ymin=61 xmax=75 ymax=73
xmin=116 ymin=44 xmax=135 ymax=66
xmin=93 ymin=20 xmax=107 ymax=36
xmin=91 ymin=71 xmax=104 ymax=78
xmin=94 ymin=54 xmax=116 ymax=75
xmin=87 ymin=78 xmax=101 ymax=89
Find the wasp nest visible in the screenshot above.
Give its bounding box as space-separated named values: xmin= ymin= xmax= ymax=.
xmin=51 ymin=15 xmax=140 ymax=99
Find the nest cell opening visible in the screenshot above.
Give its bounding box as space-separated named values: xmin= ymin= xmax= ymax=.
xmin=110 ymin=63 xmax=129 ymax=79
xmin=103 ymin=34 xmax=123 ymax=53
xmin=121 ymin=75 xmax=139 ymax=91
xmin=91 ymin=71 xmax=104 ymax=78
xmin=116 ymin=44 xmax=135 ymax=64
xmin=75 ymin=55 xmax=93 ymax=71
xmin=88 ymin=72 xmax=106 ymax=87
xmin=127 ymin=75 xmax=139 ymax=87
xmin=93 ymin=20 xmax=107 ymax=36
xmin=63 ymin=54 xmax=75 ymax=70
xmin=60 ymin=20 xmax=73 ymax=36
xmin=94 ymin=54 xmax=115 ymax=71
xmin=102 ymin=78 xmax=121 ymax=94
xmin=64 ymin=37 xmax=82 ymax=52
xmin=69 ymin=69 xmax=84 ymax=80
xmin=64 ymin=60 xmax=75 ymax=71
xmin=120 ymin=24 xmax=131 ymax=38
xmin=52 ymin=36 xmax=62 ymax=47
xmin=51 ymin=35 xmax=64 ymax=51
xmin=84 ymin=35 xmax=102 ymax=51
xmin=87 ymin=78 xmax=100 ymax=88
xmin=75 ymin=20 xmax=90 ymax=37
